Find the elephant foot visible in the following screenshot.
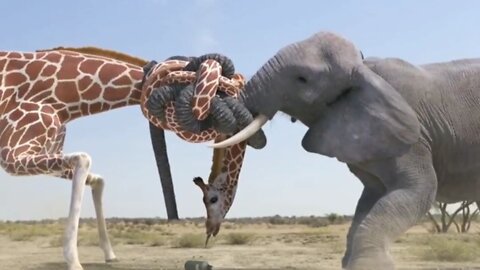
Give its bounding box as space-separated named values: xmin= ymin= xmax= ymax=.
xmin=67 ymin=263 xmax=84 ymax=270
xmin=106 ymin=258 xmax=119 ymax=263
xmin=346 ymin=250 xmax=394 ymax=270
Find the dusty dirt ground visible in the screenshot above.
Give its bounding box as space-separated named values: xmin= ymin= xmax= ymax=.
xmin=0 ymin=218 xmax=479 ymax=270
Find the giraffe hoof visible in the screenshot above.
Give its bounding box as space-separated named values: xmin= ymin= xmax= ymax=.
xmin=106 ymin=258 xmax=119 ymax=263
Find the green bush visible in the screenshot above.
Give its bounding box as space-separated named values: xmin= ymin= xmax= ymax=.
xmin=420 ymin=237 xmax=479 ymax=262
xmin=224 ymin=233 xmax=254 ymax=245
xmin=173 ymin=233 xmax=205 ymax=248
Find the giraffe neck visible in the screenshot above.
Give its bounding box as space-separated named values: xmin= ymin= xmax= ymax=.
xmin=213 ymin=142 xmax=246 ymax=216
xmin=0 ymin=50 xmax=145 ymax=123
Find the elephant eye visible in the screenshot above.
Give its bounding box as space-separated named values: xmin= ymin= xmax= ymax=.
xmin=296 ymin=76 xmax=308 ymax=84
xmin=209 ymin=196 xmax=218 ymax=204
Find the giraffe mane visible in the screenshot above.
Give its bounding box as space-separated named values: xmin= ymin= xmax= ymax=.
xmin=36 ymin=46 xmax=148 ymax=67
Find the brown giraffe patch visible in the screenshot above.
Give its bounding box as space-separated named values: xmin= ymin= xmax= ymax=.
xmin=6 ymin=59 xmax=28 ymax=71
xmin=31 ymin=90 xmax=53 ymax=103
xmin=103 ymin=86 xmax=130 ymax=102
xmin=13 ymin=144 xmax=33 ymax=157
xmin=80 ymin=103 xmax=89 ymax=114
xmin=8 ymin=52 xmax=22 ymax=59
xmin=207 ymin=70 xmax=219 ymax=81
xmin=24 ymin=122 xmax=49 ymax=143
xmin=82 ymin=83 xmax=102 ymax=100
xmin=78 ymin=76 xmax=93 ymax=91
xmin=101 ymin=103 xmax=111 ymax=111
xmin=0 ymin=126 xmax=13 ymax=145
xmin=41 ymin=64 xmax=58 ymax=77
xmin=111 ymin=101 xmax=127 ymax=109
xmin=44 ymin=52 xmax=63 ymax=63
xmin=46 ymin=127 xmax=57 ymax=138
xmin=89 ymin=103 xmax=102 ymax=114
xmin=0 ymin=149 xmax=9 ymax=160
xmin=99 ymin=63 xmax=126 ymax=85
xmin=25 ymin=61 xmax=46 ymax=81
xmin=9 ymin=131 xmax=24 ymax=148
xmin=22 ymin=53 xmax=34 ymax=60
xmin=9 ymin=110 xmax=23 ymax=122
xmin=17 ymin=112 xmax=40 ymax=127
xmin=17 ymin=82 xmax=31 ymax=99
xmin=70 ymin=112 xmax=82 ymax=119
xmin=4 ymin=163 xmax=15 ymax=174
xmin=19 ymin=102 xmax=40 ymax=111
xmin=56 ymin=108 xmax=69 ymax=122
xmin=79 ymin=59 xmax=104 ymax=74
xmin=60 ymin=51 xmax=80 ymax=57
xmin=56 ymin=81 xmax=80 ymax=103
xmin=57 ymin=56 xmax=82 ymax=80
xmin=112 ymin=74 xmax=132 ymax=85
xmin=2 ymin=93 xmax=18 ymax=112
xmin=25 ymin=79 xmax=55 ymax=99
xmin=30 ymin=146 xmax=42 ymax=153
xmin=40 ymin=112 xmax=54 ymax=128
xmin=0 ymin=59 xmax=7 ymax=70
xmin=5 ymin=72 xmax=28 ymax=87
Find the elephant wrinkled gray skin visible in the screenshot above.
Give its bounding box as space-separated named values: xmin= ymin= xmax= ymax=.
xmin=213 ymin=31 xmax=480 ymax=269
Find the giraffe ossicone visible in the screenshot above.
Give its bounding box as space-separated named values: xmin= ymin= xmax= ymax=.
xmin=0 ymin=48 xmax=255 ymax=269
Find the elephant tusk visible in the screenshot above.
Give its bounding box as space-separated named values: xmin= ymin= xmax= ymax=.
xmin=208 ymin=114 xmax=269 ymax=148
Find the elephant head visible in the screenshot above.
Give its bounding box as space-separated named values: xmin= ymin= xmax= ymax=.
xmin=213 ymin=32 xmax=421 ymax=164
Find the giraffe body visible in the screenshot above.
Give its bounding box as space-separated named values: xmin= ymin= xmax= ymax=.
xmin=0 ymin=49 xmax=248 ymax=269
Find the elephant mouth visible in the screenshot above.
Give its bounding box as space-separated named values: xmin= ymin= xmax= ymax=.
xmin=326 ymin=87 xmax=353 ymax=107
xmin=211 ymin=86 xmax=356 ymax=149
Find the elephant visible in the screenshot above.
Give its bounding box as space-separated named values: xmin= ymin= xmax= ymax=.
xmin=211 ymin=31 xmax=480 ymax=269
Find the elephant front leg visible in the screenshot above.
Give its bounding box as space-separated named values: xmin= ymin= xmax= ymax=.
xmin=346 ymin=148 xmax=437 ymax=270
xmin=342 ymin=165 xmax=385 ymax=268
xmin=342 ymin=187 xmax=383 ymax=268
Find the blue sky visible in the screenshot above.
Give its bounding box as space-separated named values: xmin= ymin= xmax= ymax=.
xmin=0 ymin=0 xmax=479 ymax=220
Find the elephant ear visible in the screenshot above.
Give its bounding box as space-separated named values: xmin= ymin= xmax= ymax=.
xmin=302 ymin=64 xmax=421 ymax=163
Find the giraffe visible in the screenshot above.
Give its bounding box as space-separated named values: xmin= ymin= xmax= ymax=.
xmin=0 ymin=47 xmax=249 ymax=269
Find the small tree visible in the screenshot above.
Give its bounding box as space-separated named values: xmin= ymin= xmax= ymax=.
xmin=460 ymin=201 xmax=480 ymax=233
xmin=427 ymin=201 xmax=479 ymax=233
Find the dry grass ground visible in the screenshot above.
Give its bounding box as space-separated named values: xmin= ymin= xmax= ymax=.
xmin=0 ymin=217 xmax=479 ymax=270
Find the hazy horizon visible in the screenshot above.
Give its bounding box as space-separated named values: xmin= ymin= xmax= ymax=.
xmin=1 ymin=0 xmax=479 ymax=221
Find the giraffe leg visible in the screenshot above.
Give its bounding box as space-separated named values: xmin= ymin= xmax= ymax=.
xmin=86 ymin=173 xmax=117 ymax=262
xmin=57 ymin=170 xmax=117 ymax=264
xmin=44 ymin=111 xmax=116 ymax=263
xmin=59 ymin=144 xmax=116 ymax=261
xmin=0 ymin=106 xmax=114 ymax=269
xmin=63 ymin=152 xmax=91 ymax=270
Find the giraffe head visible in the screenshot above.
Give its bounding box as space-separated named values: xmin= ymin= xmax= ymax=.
xmin=193 ymin=173 xmax=236 ymax=245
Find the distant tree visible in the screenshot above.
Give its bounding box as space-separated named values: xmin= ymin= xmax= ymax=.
xmin=427 ymin=201 xmax=479 ymax=233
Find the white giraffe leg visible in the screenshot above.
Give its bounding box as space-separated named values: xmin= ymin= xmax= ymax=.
xmin=56 ymin=127 xmax=116 ymax=262
xmin=63 ymin=152 xmax=91 ymax=270
xmin=88 ymin=174 xmax=117 ymax=262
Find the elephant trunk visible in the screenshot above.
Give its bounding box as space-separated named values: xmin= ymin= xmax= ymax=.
xmin=212 ymin=56 xmax=283 ymax=149
xmin=240 ymin=55 xmax=282 ymax=118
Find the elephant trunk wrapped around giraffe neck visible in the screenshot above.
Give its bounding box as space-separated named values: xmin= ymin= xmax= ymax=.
xmin=142 ymin=53 xmax=266 ymax=148
xmin=140 ymin=53 xmax=267 ymax=241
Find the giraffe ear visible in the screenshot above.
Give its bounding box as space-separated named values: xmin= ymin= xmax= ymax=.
xmin=193 ymin=177 xmax=208 ymax=193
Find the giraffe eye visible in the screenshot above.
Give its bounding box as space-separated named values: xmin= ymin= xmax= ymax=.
xmin=209 ymin=196 xmax=218 ymax=204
